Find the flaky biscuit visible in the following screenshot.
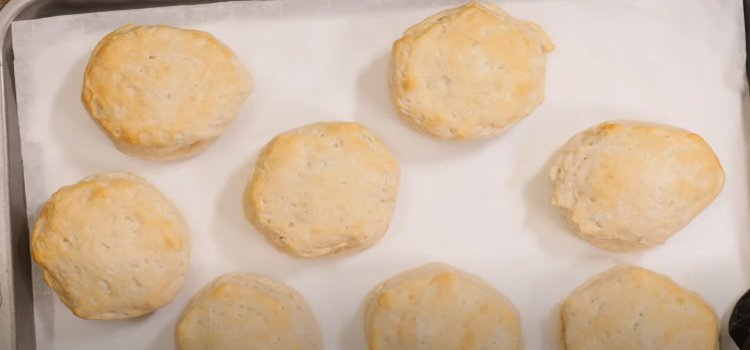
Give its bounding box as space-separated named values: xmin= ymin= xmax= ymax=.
xmin=31 ymin=173 xmax=191 ymax=320
xmin=560 ymin=265 xmax=719 ymax=350
xmin=389 ymin=2 xmax=554 ymax=141
xmin=243 ymin=122 xmax=400 ymax=259
xmin=365 ymin=263 xmax=523 ymax=350
xmin=176 ymin=273 xmax=323 ymax=350
xmin=82 ymin=24 xmax=254 ymax=161
xmin=550 ymin=120 xmax=724 ymax=252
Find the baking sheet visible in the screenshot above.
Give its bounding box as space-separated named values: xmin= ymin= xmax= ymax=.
xmin=10 ymin=0 xmax=749 ymax=349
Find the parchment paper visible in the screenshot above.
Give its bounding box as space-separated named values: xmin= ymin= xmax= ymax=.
xmin=11 ymin=0 xmax=749 ymax=349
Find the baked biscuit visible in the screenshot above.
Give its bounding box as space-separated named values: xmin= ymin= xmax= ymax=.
xmin=550 ymin=120 xmax=724 ymax=252
xmin=390 ymin=2 xmax=554 ymax=141
xmin=365 ymin=263 xmax=523 ymax=350
xmin=560 ymin=265 xmax=719 ymax=350
xmin=82 ymin=24 xmax=254 ymax=161
xmin=31 ymin=173 xmax=191 ymax=320
xmin=176 ymin=273 xmax=323 ymax=350
xmin=244 ymin=122 xmax=400 ymax=259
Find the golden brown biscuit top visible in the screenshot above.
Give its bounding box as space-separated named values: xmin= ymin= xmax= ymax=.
xmin=31 ymin=173 xmax=190 ymax=320
xmin=245 ymin=122 xmax=400 ymax=258
xmin=367 ymin=264 xmax=522 ymax=350
xmin=391 ymin=2 xmax=554 ymax=141
xmin=550 ymin=121 xmax=725 ymax=248
xmin=561 ymin=266 xmax=719 ymax=350
xmin=82 ymin=24 xmax=254 ymax=146
xmin=176 ymin=274 xmax=322 ymax=350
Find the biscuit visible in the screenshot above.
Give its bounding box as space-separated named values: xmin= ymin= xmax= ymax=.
xmin=365 ymin=263 xmax=523 ymax=350
xmin=549 ymin=120 xmax=724 ymax=252
xmin=31 ymin=173 xmax=191 ymax=320
xmin=560 ymin=265 xmax=719 ymax=350
xmin=82 ymin=24 xmax=254 ymax=161
xmin=389 ymin=2 xmax=554 ymax=141
xmin=243 ymin=122 xmax=400 ymax=259
xmin=176 ymin=273 xmax=323 ymax=350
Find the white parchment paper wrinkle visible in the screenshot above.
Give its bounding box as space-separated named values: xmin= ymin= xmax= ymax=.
xmin=10 ymin=0 xmax=749 ymax=349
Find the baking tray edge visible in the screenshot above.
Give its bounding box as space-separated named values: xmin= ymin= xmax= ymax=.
xmin=0 ymin=0 xmax=40 ymax=348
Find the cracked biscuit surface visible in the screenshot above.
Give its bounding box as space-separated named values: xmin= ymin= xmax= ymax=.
xmin=390 ymin=2 xmax=554 ymax=141
xmin=31 ymin=172 xmax=191 ymax=320
xmin=82 ymin=24 xmax=254 ymax=161
xmin=244 ymin=122 xmax=400 ymax=259
xmin=550 ymin=120 xmax=724 ymax=252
